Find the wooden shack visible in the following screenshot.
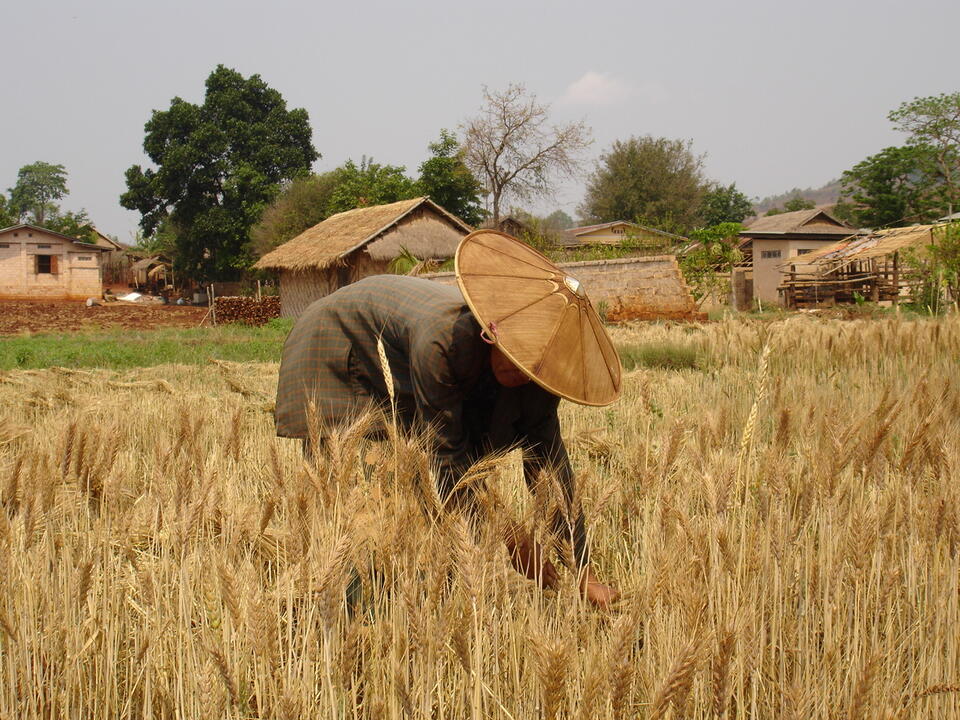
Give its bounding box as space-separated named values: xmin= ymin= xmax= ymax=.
xmin=778 ymin=224 xmax=941 ymax=308
xmin=254 ymin=197 xmax=473 ymax=318
xmin=0 ymin=223 xmax=108 ymax=300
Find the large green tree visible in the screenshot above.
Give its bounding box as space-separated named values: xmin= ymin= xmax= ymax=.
xmin=121 ymin=65 xmax=318 ymax=281
xmin=578 ymin=136 xmax=708 ymax=232
xmin=415 ymin=130 xmax=485 ymax=226
xmin=838 ymin=145 xmax=938 ymax=227
xmin=8 ymin=162 xmax=68 ymax=224
xmin=699 ymin=183 xmax=754 ymax=226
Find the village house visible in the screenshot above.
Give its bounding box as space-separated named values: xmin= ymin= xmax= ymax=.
xmin=254 ymin=196 xmax=473 ymax=318
xmin=0 ymin=223 xmax=108 ymax=300
xmin=561 ymin=221 xmax=686 ymax=252
xmin=739 ymin=209 xmax=856 ymax=304
xmin=490 ymin=215 xmax=531 ymax=238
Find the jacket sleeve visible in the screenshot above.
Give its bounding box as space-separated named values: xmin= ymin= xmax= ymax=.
xmin=409 ymin=336 xmax=474 ymax=497
xmin=516 ymin=387 xmax=574 ymax=495
xmin=517 ymin=386 xmax=589 ymax=568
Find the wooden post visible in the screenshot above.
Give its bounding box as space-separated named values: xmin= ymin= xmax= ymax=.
xmin=257 ymin=279 xmax=262 ymax=301
xmin=892 ymin=251 xmax=900 ymax=307
xmin=209 ymin=284 xmax=217 ymax=326
xmin=870 ymin=258 xmax=880 ymax=302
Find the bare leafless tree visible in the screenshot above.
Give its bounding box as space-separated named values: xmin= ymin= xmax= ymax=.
xmin=461 ymin=84 xmax=591 ymax=227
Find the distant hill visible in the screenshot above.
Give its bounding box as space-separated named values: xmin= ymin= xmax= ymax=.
xmin=755 ymin=180 xmax=843 ymax=213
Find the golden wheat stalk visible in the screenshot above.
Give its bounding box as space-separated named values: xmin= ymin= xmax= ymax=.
xmin=735 ymin=335 xmax=774 ymax=497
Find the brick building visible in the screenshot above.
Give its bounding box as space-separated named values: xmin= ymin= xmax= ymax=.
xmin=0 ymin=224 xmax=107 ymax=300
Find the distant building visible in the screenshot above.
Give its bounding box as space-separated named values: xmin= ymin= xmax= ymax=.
xmin=739 ymin=209 xmax=856 ymax=304
xmin=561 ymin=221 xmax=685 ymax=251
xmin=492 ymin=216 xmax=531 ymax=238
xmin=0 ymin=224 xmax=108 ymax=300
xmin=254 ymin=197 xmax=472 ymax=318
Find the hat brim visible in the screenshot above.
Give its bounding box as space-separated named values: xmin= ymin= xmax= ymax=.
xmin=455 ymin=230 xmax=621 ymax=406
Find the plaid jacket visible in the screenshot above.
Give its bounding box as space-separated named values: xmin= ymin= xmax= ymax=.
xmin=276 ymin=275 xmax=587 ymax=564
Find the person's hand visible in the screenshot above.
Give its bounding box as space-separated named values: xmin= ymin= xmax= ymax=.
xmin=505 ymin=532 xmax=559 ymax=589
xmin=580 ymin=567 xmax=620 ymax=610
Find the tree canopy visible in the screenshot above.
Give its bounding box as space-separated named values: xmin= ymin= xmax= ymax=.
xmin=836 ymin=92 xmax=960 ymax=227
xmin=8 ymin=162 xmax=68 ymax=225
xmin=415 ymin=130 xmax=485 ymax=226
xmin=121 ymin=65 xmax=318 ymax=281
xmin=763 ymin=194 xmax=816 ymax=216
xmin=249 ymin=173 xmax=340 ymax=257
xmin=889 ymin=92 xmax=960 ymax=209
xmin=43 ymin=209 xmax=98 ymax=243
xmin=838 ymin=145 xmax=938 ymax=227
xmin=0 ymin=193 xmax=15 ymax=228
xmin=252 ymin=132 xmax=491 ymax=257
xmin=462 ymin=83 xmax=590 ymax=226
xmin=326 ymin=157 xmax=418 ymax=215
xmin=699 ymin=183 xmax=754 ymax=226
xmin=579 ymin=135 xmax=708 ymax=232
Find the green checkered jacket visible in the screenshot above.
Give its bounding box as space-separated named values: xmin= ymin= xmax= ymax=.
xmin=275 ymin=275 xmax=588 ymax=564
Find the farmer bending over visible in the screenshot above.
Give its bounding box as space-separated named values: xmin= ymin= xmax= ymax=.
xmin=274 ymin=230 xmax=622 ymax=608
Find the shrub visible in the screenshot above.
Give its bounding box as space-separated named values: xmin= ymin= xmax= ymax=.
xmin=618 ymin=342 xmax=702 ymax=371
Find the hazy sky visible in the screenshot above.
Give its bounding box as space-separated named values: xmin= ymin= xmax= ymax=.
xmin=4 ymin=0 xmax=957 ymax=242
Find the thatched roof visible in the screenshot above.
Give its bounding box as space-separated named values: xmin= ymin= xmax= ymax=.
xmin=130 ymin=255 xmax=171 ymax=272
xmin=254 ymin=197 xmax=472 ymax=272
xmin=742 ymin=209 xmax=853 ymax=235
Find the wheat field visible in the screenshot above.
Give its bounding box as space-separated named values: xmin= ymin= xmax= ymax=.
xmin=1 ymin=315 xmax=959 ymax=719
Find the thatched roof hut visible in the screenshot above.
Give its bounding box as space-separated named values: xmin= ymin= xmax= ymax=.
xmin=254 ymin=197 xmax=472 ymax=318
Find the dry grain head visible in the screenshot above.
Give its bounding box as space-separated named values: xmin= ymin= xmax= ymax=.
xmin=455 ymin=229 xmax=621 ymax=406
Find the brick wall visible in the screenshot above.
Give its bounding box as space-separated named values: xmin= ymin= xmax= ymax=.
xmin=427 ymin=255 xmax=701 ymax=322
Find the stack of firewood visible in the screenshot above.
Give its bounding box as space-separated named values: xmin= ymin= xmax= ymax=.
xmin=212 ymin=296 xmax=281 ymax=325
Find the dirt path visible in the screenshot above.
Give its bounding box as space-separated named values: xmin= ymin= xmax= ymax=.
xmin=0 ymin=301 xmax=207 ymax=335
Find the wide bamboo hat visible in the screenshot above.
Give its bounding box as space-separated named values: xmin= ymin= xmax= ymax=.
xmin=454 ymin=229 xmax=621 ymax=406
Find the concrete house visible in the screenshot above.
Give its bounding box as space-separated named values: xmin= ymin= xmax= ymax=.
xmin=0 ymin=224 xmax=107 ymax=300
xmin=254 ymin=197 xmax=473 ymax=318
xmin=739 ymin=209 xmax=856 ymax=304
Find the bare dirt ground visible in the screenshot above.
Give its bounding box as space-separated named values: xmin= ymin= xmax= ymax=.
xmin=0 ymin=300 xmax=207 ymax=335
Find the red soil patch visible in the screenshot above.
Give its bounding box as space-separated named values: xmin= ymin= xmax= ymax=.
xmin=0 ymin=301 xmax=207 ymax=335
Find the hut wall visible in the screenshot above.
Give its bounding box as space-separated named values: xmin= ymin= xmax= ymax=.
xmin=427 ymin=255 xmax=702 ymax=321
xmin=279 ymin=268 xmax=339 ymax=318
xmin=351 ymin=252 xmax=390 ymax=282
xmin=279 ymin=254 xmax=393 ymax=318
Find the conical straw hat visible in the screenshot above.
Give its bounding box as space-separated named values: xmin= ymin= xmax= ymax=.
xmin=455 ymin=229 xmax=621 ymax=406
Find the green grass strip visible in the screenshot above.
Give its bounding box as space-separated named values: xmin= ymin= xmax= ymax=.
xmin=0 ymin=318 xmax=293 ymax=370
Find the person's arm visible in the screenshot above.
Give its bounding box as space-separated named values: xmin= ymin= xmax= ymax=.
xmin=515 ymin=385 xmax=589 ymax=569
xmin=410 ymin=337 xmax=474 ymax=498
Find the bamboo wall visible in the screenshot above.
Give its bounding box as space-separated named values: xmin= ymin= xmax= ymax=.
xmin=279 ymin=253 xmax=391 ymax=318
